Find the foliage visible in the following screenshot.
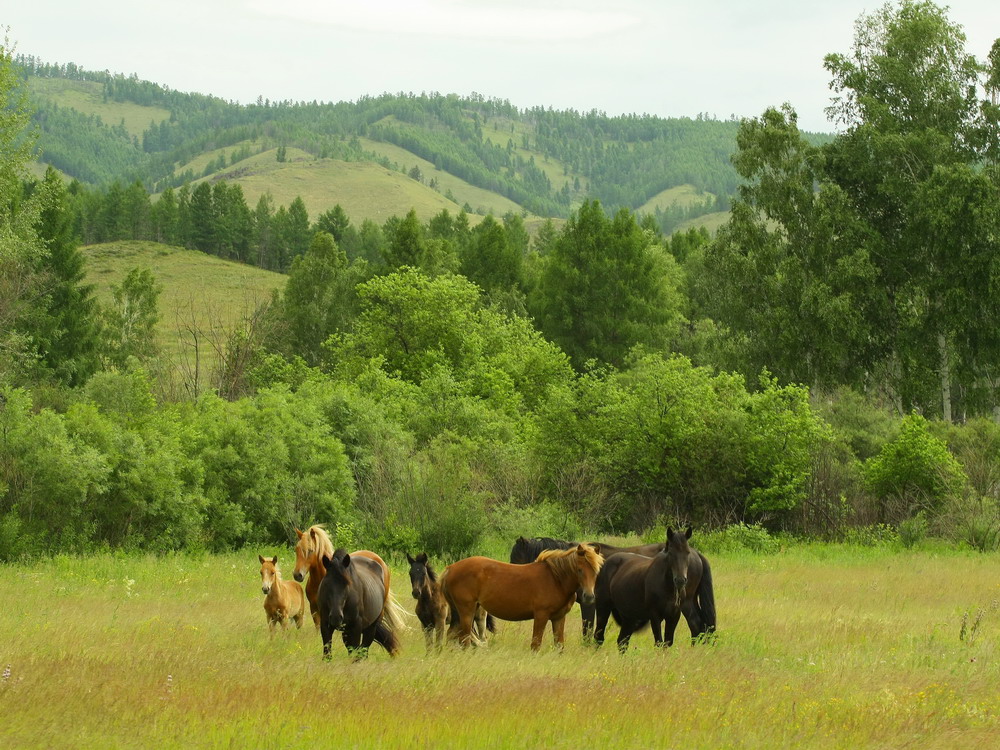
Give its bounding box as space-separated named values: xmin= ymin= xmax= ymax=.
xmin=863 ymin=413 xmax=967 ymax=513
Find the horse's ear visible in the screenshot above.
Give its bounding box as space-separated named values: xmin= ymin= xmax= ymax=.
xmin=416 ymin=552 xmax=427 ymax=563
xmin=684 ymin=526 xmax=693 ymax=539
xmin=342 ymin=553 xmax=351 ymax=568
xmin=258 ymin=554 xmax=265 ymax=564
xmin=295 ymin=528 xmax=304 ymax=539
xmin=406 ymin=552 xmax=415 ymax=564
xmin=517 ymin=535 xmax=525 ymax=543
xmin=272 ymin=555 xmax=278 ymax=564
xmin=576 ymin=544 xmax=587 ymax=556
xmin=666 ymin=526 xmax=674 ymax=541
xmin=322 ymin=555 xmax=335 ymax=571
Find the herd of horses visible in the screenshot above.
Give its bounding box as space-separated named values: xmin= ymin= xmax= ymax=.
xmin=257 ymin=524 xmax=717 ymax=659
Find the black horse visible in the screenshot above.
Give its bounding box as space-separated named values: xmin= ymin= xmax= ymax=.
xmin=509 ymin=536 xmax=666 ymax=639
xmin=318 ymin=549 xmax=402 ymax=659
xmin=593 ymin=526 xmax=716 ymax=652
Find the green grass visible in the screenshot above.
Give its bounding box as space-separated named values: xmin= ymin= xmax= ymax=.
xmin=192 ymin=147 xmax=487 ymax=226
xmin=3 ymin=544 xmax=999 ymax=748
xmin=674 ymin=210 xmax=731 ymax=235
xmin=83 ymin=241 xmax=286 ymax=377
xmin=638 ymin=184 xmax=716 ymax=214
xmin=29 ymin=78 xmax=170 ymax=138
xmin=357 ymin=137 xmax=528 ymax=218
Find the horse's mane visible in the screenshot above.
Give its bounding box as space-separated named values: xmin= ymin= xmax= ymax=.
xmin=537 ymin=544 xmax=603 ymax=587
xmin=306 ymin=524 xmax=334 ymax=562
xmin=424 ymin=561 xmax=438 ymax=583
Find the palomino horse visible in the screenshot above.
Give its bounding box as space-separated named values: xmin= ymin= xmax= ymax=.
xmin=509 ymin=536 xmax=665 ymax=640
xmin=593 ymin=526 xmax=716 ymax=651
xmin=258 ymin=555 xmax=306 ymax=635
xmin=293 ymin=525 xmax=396 ymax=628
xmin=441 ymin=544 xmax=604 ymax=651
xmin=319 ymin=549 xmax=406 ymax=659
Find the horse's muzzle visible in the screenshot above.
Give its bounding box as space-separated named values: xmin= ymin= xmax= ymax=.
xmin=293 ymin=571 xmax=304 ymax=583
xmin=261 ymin=585 xmax=270 ymax=595
xmin=581 ymin=592 xmax=596 ymax=606
xmin=674 ymin=576 xmax=687 ymax=592
xmin=411 ymin=589 xmax=421 ymax=600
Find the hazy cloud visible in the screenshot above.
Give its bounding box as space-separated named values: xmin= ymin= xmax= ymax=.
xmin=249 ymin=0 xmax=640 ymax=41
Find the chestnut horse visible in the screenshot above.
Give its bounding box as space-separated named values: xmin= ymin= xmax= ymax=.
xmin=293 ymin=525 xmax=396 ymax=629
xmin=258 ymin=555 xmax=306 ymax=635
xmin=441 ymin=544 xmax=603 ymax=651
xmin=593 ymin=526 xmax=716 ymax=651
xmin=318 ymin=549 xmax=407 ymax=659
xmin=509 ymin=536 xmax=665 ymax=640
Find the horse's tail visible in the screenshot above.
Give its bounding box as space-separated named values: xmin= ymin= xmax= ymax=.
xmin=696 ymin=553 xmax=716 ymax=633
xmin=486 ymin=613 xmax=497 ymax=633
xmin=383 ymin=589 xmax=411 ymax=634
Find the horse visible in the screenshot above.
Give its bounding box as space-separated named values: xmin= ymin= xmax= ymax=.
xmin=293 ymin=524 xmax=396 ymax=628
xmin=441 ymin=544 xmax=604 ymax=651
xmin=408 ymin=551 xmax=496 ymax=651
xmin=318 ymin=548 xmax=407 ymax=659
xmin=258 ymin=555 xmax=306 ymax=635
xmin=593 ymin=526 xmax=716 ymax=652
xmin=406 ymin=552 xmax=449 ymax=652
xmin=509 ymin=535 xmax=665 ymax=640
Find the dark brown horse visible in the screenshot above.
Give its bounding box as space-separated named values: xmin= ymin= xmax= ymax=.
xmin=318 ymin=548 xmax=407 ymax=659
xmin=293 ymin=525 xmax=394 ymax=628
xmin=406 ymin=552 xmax=449 ymax=652
xmin=442 ymin=545 xmax=604 ymax=650
xmin=509 ymin=536 xmax=665 ymax=639
xmin=593 ymin=527 xmax=715 ymax=651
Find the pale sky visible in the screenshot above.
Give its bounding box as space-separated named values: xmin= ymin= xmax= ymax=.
xmin=4 ymin=0 xmax=999 ymax=132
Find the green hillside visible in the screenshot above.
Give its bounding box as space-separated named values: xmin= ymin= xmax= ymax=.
xmin=83 ymin=241 xmax=286 ymax=370
xmin=19 ymin=59 xmax=757 ymax=227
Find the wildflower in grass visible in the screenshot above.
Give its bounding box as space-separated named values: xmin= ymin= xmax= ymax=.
xmin=2 ymin=664 xmax=10 ymax=684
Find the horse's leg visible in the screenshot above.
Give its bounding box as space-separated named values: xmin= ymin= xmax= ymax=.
xmin=451 ymin=604 xmax=475 ymax=648
xmin=580 ymin=599 xmax=596 ymax=642
xmin=423 ymin=625 xmax=434 ymax=654
xmin=320 ymin=620 xmax=334 ymax=660
xmin=550 ymin=616 xmax=567 ymax=650
xmin=530 ymin=615 xmax=548 ymax=651
xmin=356 ymin=622 xmax=378 ymax=660
xmin=664 ymin=608 xmax=682 ymax=648
xmin=650 ymin=617 xmax=664 ymax=647
xmin=593 ymin=599 xmax=612 ymax=647
xmin=681 ymin=599 xmax=705 ymax=643
xmin=616 ymin=621 xmax=636 ymax=653
xmin=342 ymin=627 xmax=364 ymax=659
xmin=434 ymin=612 xmax=446 ymax=651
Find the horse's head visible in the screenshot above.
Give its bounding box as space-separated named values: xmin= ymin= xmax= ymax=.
xmin=259 ymin=555 xmax=278 ymax=595
xmin=665 ymin=526 xmax=694 ymax=603
xmin=293 ymin=527 xmax=315 ymax=582
xmin=319 ymin=550 xmax=353 ymax=631
xmin=406 ymin=552 xmax=430 ymax=600
xmin=574 ymin=544 xmax=603 ymax=606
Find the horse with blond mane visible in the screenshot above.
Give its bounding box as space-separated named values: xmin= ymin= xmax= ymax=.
xmin=258 ymin=554 xmax=306 ymax=635
xmin=293 ymin=525 xmax=404 ymax=631
xmin=440 ymin=544 xmax=603 ymax=651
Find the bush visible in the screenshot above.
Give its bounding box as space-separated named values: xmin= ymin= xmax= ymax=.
xmin=864 ymin=413 xmax=967 ymax=515
xmin=897 ymin=511 xmax=929 ymax=548
xmin=688 ymin=523 xmax=782 ymax=555
xmin=843 ymin=523 xmax=899 ymax=547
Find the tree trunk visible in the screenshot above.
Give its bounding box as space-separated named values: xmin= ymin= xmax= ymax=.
xmin=938 ymin=332 xmax=952 ymax=423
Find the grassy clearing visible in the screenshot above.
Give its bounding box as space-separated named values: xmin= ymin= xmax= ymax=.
xmin=28 ymin=78 xmax=170 ymax=138
xmin=674 ymin=209 xmax=731 ymax=235
xmin=357 ymin=137 xmax=527 ymax=218
xmin=2 ymin=544 xmax=998 ymax=748
xmin=639 ymin=184 xmax=716 ymax=214
xmin=83 ymin=241 xmax=286 ymax=376
xmin=196 ymin=148 xmax=476 ymax=226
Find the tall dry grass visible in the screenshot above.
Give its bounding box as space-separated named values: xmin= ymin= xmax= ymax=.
xmin=2 ymin=546 xmax=999 ymax=748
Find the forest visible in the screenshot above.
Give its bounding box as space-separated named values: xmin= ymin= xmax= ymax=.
xmin=3 ymin=1 xmax=1000 ymax=563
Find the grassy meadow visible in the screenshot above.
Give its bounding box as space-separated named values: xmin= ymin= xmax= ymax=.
xmin=83 ymin=240 xmax=286 ymax=379
xmin=28 ymin=78 xmax=170 ymax=138
xmin=2 ymin=543 xmax=998 ymax=749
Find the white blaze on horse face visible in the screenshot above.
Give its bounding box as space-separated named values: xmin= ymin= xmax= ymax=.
xmin=293 ymin=545 xmax=311 ymax=582
xmin=261 ymin=564 xmax=275 ymax=595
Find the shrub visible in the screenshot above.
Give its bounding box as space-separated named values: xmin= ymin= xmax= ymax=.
xmin=897 ymin=511 xmax=929 ymax=548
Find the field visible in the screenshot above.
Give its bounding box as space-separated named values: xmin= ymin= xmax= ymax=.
xmin=28 ymin=78 xmax=170 ymax=138
xmin=2 ymin=543 xmax=998 ymax=749
xmin=82 ymin=240 xmax=286 ymax=380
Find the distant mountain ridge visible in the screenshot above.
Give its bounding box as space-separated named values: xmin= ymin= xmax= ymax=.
xmin=18 ymin=56 xmax=827 ymax=230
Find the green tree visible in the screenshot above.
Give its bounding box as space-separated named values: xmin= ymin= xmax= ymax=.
xmin=531 ymin=200 xmax=684 ymax=368
xmin=101 ymin=267 xmax=162 ymax=368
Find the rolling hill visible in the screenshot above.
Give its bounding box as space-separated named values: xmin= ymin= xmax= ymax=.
xmin=20 ymin=58 xmax=759 ymax=234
